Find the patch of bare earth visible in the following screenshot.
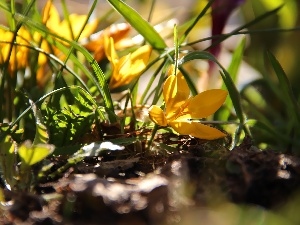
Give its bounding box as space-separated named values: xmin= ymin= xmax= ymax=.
xmin=1 ymin=137 xmax=300 ymax=224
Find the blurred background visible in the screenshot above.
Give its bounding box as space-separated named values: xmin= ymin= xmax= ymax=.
xmin=10 ymin=0 xmax=300 ymax=88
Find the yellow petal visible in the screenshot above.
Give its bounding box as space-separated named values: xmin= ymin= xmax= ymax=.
xmin=108 ymin=45 xmax=151 ymax=89
xmin=187 ymin=89 xmax=227 ymax=118
xmin=43 ymin=1 xmax=97 ymax=41
xmin=166 ymin=64 xmax=177 ymax=76
xmin=0 ymin=27 xmax=31 ymax=71
xmin=109 ymin=54 xmax=131 ymax=89
xmin=83 ymin=23 xmax=131 ymax=61
xmin=164 ymin=72 xmax=190 ymax=118
xmin=69 ymin=14 xmax=98 ymax=41
xmin=42 ymin=0 xmax=60 ymax=25
xmin=128 ymin=45 xmax=152 ymax=75
xmin=169 ymin=120 xmax=226 ymax=140
xmin=104 ymin=36 xmax=119 ymax=63
xmin=118 ymin=54 xmax=131 ymax=76
xmin=148 ymin=105 xmax=168 ymax=126
xmin=117 ymin=46 xmax=151 ymax=77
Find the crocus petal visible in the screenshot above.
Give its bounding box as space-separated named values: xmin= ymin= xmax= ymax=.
xmin=169 ymin=120 xmax=226 ymax=140
xmin=187 ymin=89 xmax=227 ymax=118
xmin=129 ymin=45 xmax=152 ymax=75
xmin=83 ymin=23 xmax=131 ymax=62
xmin=42 ymin=0 xmax=60 ymax=25
xmin=118 ymin=45 xmax=151 ymax=78
xmin=166 ymin=64 xmax=177 ymax=76
xmin=148 ymin=105 xmax=168 ymax=127
xmin=107 ymin=43 xmax=151 ymax=89
xmin=164 ymin=72 xmax=190 ymax=118
xmin=104 ymin=36 xmax=119 ymax=64
xmin=43 ymin=0 xmax=97 ymax=41
xmin=0 ymin=27 xmax=31 ymax=72
xmin=109 ymin=54 xmax=131 ymax=89
xmin=69 ymin=14 xmax=98 ymax=41
xmin=118 ymin=54 xmax=131 ymax=75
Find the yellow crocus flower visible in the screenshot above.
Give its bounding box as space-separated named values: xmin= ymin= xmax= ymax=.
xmin=42 ymin=0 xmax=98 ymax=42
xmin=104 ymin=36 xmax=152 ymax=90
xmin=0 ymin=27 xmax=31 ymax=72
xmin=149 ymin=66 xmax=227 ymax=140
xmin=83 ymin=23 xmax=132 ymax=62
xmin=34 ymin=0 xmax=98 ymax=86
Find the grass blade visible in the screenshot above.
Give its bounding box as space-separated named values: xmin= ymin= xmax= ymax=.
xmin=30 ymin=100 xmax=49 ymax=145
xmin=219 ymin=37 xmax=246 ymax=120
xmin=106 ymin=0 xmax=167 ymax=50
xmin=179 ymin=67 xmax=198 ymax=96
xmin=13 ymin=12 xmax=117 ymax=122
xmin=179 ymin=0 xmax=212 ymax=44
xmin=267 ymin=51 xmax=300 ymax=127
xmin=185 ymin=5 xmax=283 ymax=48
xmin=10 ymin=86 xmax=107 ymax=128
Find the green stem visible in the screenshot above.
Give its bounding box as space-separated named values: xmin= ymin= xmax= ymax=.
xmin=147 ymin=124 xmax=159 ymax=150
xmin=139 ymin=58 xmax=166 ymax=105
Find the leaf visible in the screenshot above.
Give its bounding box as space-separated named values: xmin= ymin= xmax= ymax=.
xmin=0 ymin=135 xmax=18 ymax=188
xmin=267 ymin=51 xmax=300 ymax=128
xmin=106 ymin=0 xmax=167 ymax=50
xmin=226 ymin=37 xmax=246 ymax=86
xmin=178 ymin=67 xmax=198 ymax=96
xmin=18 ymin=140 xmax=54 ymax=166
xmin=246 ymin=119 xmax=300 ymax=148
xmin=174 ymin=24 xmax=179 ymax=69
xmin=219 ymin=37 xmax=246 ymax=121
xmin=179 ymin=0 xmax=212 ymax=44
xmin=70 ymin=88 xmax=95 ymax=111
xmin=13 ymin=11 xmax=117 ymax=122
xmin=139 ymin=58 xmax=166 ymax=105
xmin=10 ymin=86 xmax=106 ymax=132
xmin=259 ymin=0 xmax=297 ymax=28
xmin=30 ymin=100 xmax=49 ymax=145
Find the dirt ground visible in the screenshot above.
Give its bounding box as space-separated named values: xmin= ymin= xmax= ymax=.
xmin=1 ymin=136 xmax=300 ymax=225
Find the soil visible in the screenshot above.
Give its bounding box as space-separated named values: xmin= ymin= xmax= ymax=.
xmin=1 ymin=136 xmax=300 ymax=225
